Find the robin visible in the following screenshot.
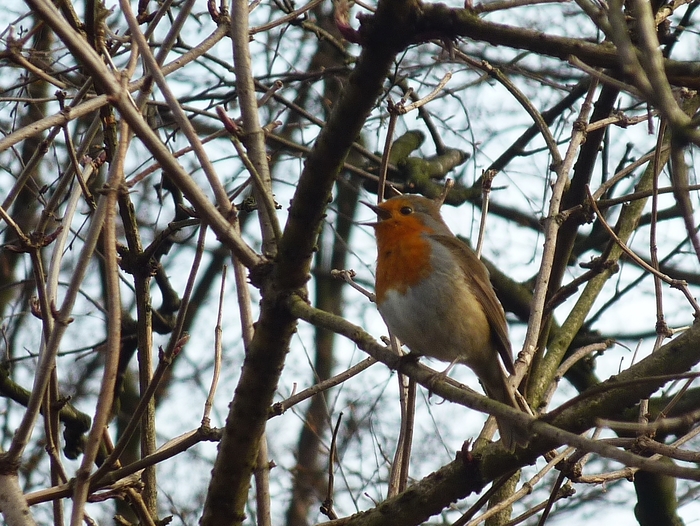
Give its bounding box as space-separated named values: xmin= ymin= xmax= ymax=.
xmin=364 ymin=194 xmax=527 ymax=450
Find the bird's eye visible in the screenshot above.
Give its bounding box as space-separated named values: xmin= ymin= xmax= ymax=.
xmin=400 ymin=206 xmax=413 ymax=215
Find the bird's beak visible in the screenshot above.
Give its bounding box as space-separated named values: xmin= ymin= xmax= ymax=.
xmin=360 ymin=201 xmax=392 ymax=226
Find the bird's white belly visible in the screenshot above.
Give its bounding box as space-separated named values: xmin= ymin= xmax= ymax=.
xmin=377 ymin=275 xmax=491 ymax=366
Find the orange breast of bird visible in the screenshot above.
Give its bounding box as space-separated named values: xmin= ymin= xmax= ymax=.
xmin=374 ymin=214 xmax=434 ymax=305
xmin=371 ymin=199 xmax=493 ymax=365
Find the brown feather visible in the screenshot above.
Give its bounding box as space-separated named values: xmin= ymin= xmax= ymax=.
xmin=428 ymin=233 xmax=515 ymax=374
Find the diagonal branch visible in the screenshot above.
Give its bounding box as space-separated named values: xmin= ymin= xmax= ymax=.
xmin=288 ymin=295 xmax=700 ymax=526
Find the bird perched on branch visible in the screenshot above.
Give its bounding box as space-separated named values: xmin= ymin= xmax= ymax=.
xmin=365 ymin=194 xmax=527 ymax=450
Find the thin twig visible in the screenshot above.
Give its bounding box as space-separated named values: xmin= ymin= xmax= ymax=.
xmin=505 ymin=481 xmax=574 ymax=526
xmin=321 ymin=413 xmax=343 ymax=520
xmin=454 ymin=50 xmax=563 ymax=171
xmin=541 ymin=341 xmax=613 ymax=407
xmin=465 ymin=446 xmax=574 ymax=526
xmin=657 ymin=377 xmax=693 ymax=420
xmin=547 ymin=371 xmax=700 ymax=421
xmin=650 ymin=121 xmax=672 ymax=346
xmin=597 ymin=181 xmax=699 ymax=209
xmin=568 ymin=55 xmax=643 ymax=98
xmin=592 ymin=145 xmax=670 ymax=201
xmin=516 ymin=80 xmax=598 ymax=379
xmin=250 ymin=0 xmax=324 ymax=34
xmin=216 ymin=107 xmax=282 ymax=242
xmin=203 ymin=265 xmax=226 ymax=426
xmin=396 ymin=78 xmax=446 ymax=153
xmin=635 ymin=435 xmax=700 ymax=463
xmin=574 ymin=425 xmax=700 ymax=483
xmin=331 ymin=269 xmax=376 ymax=302
xmin=269 ymin=358 xmax=377 ymax=417
xmin=6 ymin=45 xmax=68 ymax=89
xmin=476 ymin=170 xmax=495 ymax=258
xmin=378 ymin=102 xmax=400 ymax=203
xmin=585 ymin=111 xmax=653 ymax=133
xmin=451 ymin=471 xmax=516 ymax=526
xmin=126 ymin=130 xmax=228 ymax=188
xmin=254 ymin=438 xmax=272 ymax=526
xmin=536 ymin=471 xmax=566 ymax=526
xmin=69 ymin=120 xmax=129 ymax=526
xmin=669 ymin=141 xmax=700 ymax=263
xmin=435 ymin=179 xmax=454 ymax=209
xmin=57 ymin=93 xmax=94 ymax=209
xmin=586 ymin=186 xmax=700 ymax=317
xmin=228 ymin=0 xmax=279 ymax=257
xmin=394 ymin=72 xmax=452 ymax=115
xmin=473 ymin=0 xmax=565 ymax=13
xmin=388 ymin=372 xmax=415 ymax=497
xmin=26 ymin=427 xmax=223 ymax=506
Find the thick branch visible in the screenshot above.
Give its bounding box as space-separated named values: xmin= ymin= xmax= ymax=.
xmin=411 ymin=4 xmax=700 ymax=88
xmin=200 ymin=0 xmax=424 ymax=523
xmin=288 ymin=295 xmax=700 ymax=525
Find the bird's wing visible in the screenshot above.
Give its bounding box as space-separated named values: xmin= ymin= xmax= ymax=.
xmin=430 ymin=234 xmax=515 ymax=374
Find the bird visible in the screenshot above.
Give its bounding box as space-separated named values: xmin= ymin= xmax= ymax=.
xmin=364 ymin=194 xmax=527 ymax=450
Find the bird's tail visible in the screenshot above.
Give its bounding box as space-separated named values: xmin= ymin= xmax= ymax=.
xmin=479 ymin=368 xmax=529 ymax=451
